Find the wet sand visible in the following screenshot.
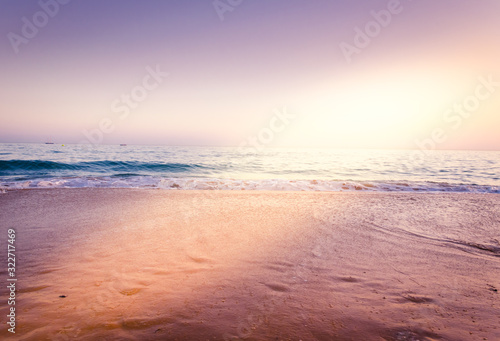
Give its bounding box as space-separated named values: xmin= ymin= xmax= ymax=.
xmin=0 ymin=189 xmax=499 ymax=340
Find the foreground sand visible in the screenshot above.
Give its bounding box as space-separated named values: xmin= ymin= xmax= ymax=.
xmin=0 ymin=189 xmax=499 ymax=340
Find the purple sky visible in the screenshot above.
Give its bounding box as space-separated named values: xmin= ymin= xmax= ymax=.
xmin=1 ymin=0 xmax=499 ymax=149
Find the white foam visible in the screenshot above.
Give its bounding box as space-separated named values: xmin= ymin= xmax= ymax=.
xmin=1 ymin=176 xmax=499 ymax=193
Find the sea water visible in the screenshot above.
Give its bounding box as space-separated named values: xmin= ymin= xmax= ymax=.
xmin=0 ymin=143 xmax=499 ymax=192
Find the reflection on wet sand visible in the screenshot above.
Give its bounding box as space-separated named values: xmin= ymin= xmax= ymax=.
xmin=0 ymin=189 xmax=499 ymax=340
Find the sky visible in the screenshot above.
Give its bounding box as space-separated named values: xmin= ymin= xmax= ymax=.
xmin=0 ymin=0 xmax=499 ymax=150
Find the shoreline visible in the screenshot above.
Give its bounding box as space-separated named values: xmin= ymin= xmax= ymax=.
xmin=1 ymin=189 xmax=499 ymax=340
xmin=3 ymin=186 xmax=500 ymax=194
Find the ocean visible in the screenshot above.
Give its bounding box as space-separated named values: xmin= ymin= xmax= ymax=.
xmin=2 ymin=144 xmax=500 ymax=340
xmin=0 ymin=143 xmax=499 ymax=192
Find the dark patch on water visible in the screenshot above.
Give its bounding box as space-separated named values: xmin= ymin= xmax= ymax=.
xmin=0 ymin=159 xmax=208 ymax=177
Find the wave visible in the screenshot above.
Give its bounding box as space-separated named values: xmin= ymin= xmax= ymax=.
xmin=0 ymin=159 xmax=206 ymax=175
xmin=1 ymin=176 xmax=499 ymax=193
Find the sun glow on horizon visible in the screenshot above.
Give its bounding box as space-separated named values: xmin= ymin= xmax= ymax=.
xmin=279 ymin=73 xmax=477 ymax=149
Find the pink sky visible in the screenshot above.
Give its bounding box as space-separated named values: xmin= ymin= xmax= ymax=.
xmin=1 ymin=0 xmax=499 ymax=150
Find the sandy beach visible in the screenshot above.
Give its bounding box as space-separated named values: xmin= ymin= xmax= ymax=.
xmin=1 ymin=189 xmax=499 ymax=340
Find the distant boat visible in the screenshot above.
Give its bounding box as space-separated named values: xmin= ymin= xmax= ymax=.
xmin=120 ymin=144 xmax=127 ymax=146
xmin=45 ymin=142 xmax=54 ymax=144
